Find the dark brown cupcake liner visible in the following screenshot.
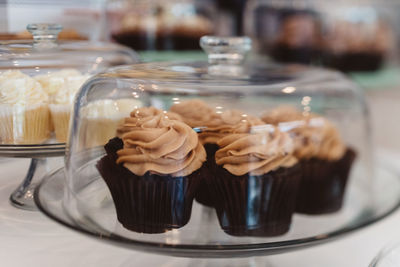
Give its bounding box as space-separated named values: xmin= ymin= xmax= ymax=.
xmin=194 ymin=143 xmax=219 ymax=207
xmin=295 ymin=148 xmax=357 ymax=215
xmin=212 ymin=164 xmax=301 ymax=237
xmin=97 ymin=137 xmax=200 ymax=233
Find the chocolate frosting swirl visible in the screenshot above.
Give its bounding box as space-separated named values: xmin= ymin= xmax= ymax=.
xmin=116 ymin=107 xmax=205 ymax=177
xmin=261 ymin=106 xmax=346 ymax=161
xmin=215 ymin=127 xmax=298 ymax=176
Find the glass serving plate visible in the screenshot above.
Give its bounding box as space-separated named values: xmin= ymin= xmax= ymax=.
xmin=0 ymin=142 xmax=65 ymax=158
xmin=370 ymin=243 xmax=400 ymax=267
xmin=35 ymin=161 xmax=400 ymax=259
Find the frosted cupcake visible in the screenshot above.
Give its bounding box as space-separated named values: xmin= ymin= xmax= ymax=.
xmin=96 ymin=107 xmax=206 ymax=233
xmin=0 ymin=70 xmax=50 ymax=144
xmin=78 ymin=99 xmax=143 ymax=148
xmin=35 ymin=69 xmax=89 ymax=142
xmin=261 ymin=106 xmax=356 ymax=214
xmin=213 ymin=126 xmax=300 ymax=236
xmin=170 ymin=100 xmax=264 ymax=207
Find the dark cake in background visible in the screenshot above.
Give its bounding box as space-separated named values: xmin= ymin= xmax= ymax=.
xmin=322 ymin=20 xmax=393 ymax=72
xmin=254 ymin=7 xmax=322 ymax=65
xmin=250 ymin=4 xmax=394 ymax=72
xmin=269 ymin=11 xmax=322 ymax=64
xmin=111 ymin=5 xmax=213 ymax=51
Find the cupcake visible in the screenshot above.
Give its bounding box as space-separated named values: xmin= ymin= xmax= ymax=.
xmin=269 ymin=11 xmax=322 ymax=64
xmin=170 ymin=100 xmax=264 ymax=207
xmin=322 ymin=20 xmax=393 ymax=72
xmin=96 ymin=107 xmax=206 ymax=233
xmin=0 ymin=70 xmax=50 ymax=144
xmin=35 ymin=69 xmax=90 ymax=142
xmin=261 ymin=106 xmax=357 ymax=214
xmin=78 ymin=98 xmax=142 ymax=148
xmin=213 ymin=127 xmax=300 ymax=236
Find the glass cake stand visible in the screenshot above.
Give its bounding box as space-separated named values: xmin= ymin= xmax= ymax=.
xmin=370 ymin=243 xmax=400 ymax=267
xmin=0 ymin=142 xmax=65 ymax=211
xmin=34 ymin=160 xmax=400 ymax=263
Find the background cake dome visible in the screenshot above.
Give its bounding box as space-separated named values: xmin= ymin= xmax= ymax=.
xmin=0 ymin=23 xmax=140 ymax=210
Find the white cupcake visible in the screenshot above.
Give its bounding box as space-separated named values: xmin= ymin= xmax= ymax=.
xmin=35 ymin=69 xmax=89 ymax=143
xmin=0 ymin=70 xmax=50 ymax=144
xmin=79 ymin=99 xmax=142 ymax=148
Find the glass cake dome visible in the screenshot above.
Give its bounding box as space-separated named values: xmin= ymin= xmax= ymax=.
xmin=57 ymin=36 xmax=398 ymax=256
xmin=0 ymin=23 xmax=139 ymax=145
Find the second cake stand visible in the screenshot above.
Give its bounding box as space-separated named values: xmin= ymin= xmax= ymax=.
xmin=0 ymin=143 xmax=65 ymax=211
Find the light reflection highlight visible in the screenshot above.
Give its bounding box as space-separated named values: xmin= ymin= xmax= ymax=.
xmin=282 ymin=86 xmax=296 ymax=94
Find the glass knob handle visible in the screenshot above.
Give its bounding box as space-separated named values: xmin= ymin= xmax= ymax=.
xmin=200 ymin=36 xmax=252 ymax=65
xmin=27 ymin=23 xmax=63 ymax=50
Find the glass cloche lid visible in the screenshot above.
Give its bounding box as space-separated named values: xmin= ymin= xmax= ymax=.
xmin=100 ymin=35 xmax=343 ymax=85
xmin=0 ymin=23 xmax=139 ymax=145
xmin=63 ymin=36 xmax=374 ymax=248
xmin=0 ymin=23 xmax=139 ymax=75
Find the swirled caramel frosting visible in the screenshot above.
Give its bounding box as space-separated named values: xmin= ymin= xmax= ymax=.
xmin=199 ymin=109 xmax=264 ymax=144
xmin=215 ymin=127 xmax=298 ymax=176
xmin=261 ymin=106 xmax=346 ymax=161
xmin=169 ymin=99 xmax=220 ymax=128
xmin=170 ymin=100 xmax=264 ymax=144
xmin=117 ymin=106 xmax=181 ymax=137
xmin=116 ymin=107 xmax=205 ymax=177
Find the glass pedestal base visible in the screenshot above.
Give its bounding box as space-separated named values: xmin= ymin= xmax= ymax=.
xmin=35 ymin=162 xmax=400 ymax=258
xmin=10 ymin=158 xmax=46 ymax=211
xmin=0 ymin=142 xmax=65 ymax=211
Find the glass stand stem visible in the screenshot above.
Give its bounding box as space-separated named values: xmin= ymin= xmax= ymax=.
xmin=9 ymin=158 xmax=47 ymax=211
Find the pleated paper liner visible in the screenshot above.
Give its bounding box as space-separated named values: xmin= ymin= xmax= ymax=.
xmin=49 ymin=104 xmax=71 ymax=143
xmin=295 ymin=148 xmax=357 ymax=215
xmin=0 ymin=104 xmax=50 ymax=144
xmin=194 ymin=143 xmax=219 ymax=207
xmin=212 ymin=164 xmax=301 ymax=237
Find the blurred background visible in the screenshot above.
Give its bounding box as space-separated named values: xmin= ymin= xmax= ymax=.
xmin=1 ymin=0 xmax=399 ymax=148
xmin=2 ymin=0 xmax=400 ymax=79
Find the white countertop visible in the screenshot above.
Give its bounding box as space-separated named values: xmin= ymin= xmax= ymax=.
xmin=0 ymin=90 xmax=399 ymax=267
